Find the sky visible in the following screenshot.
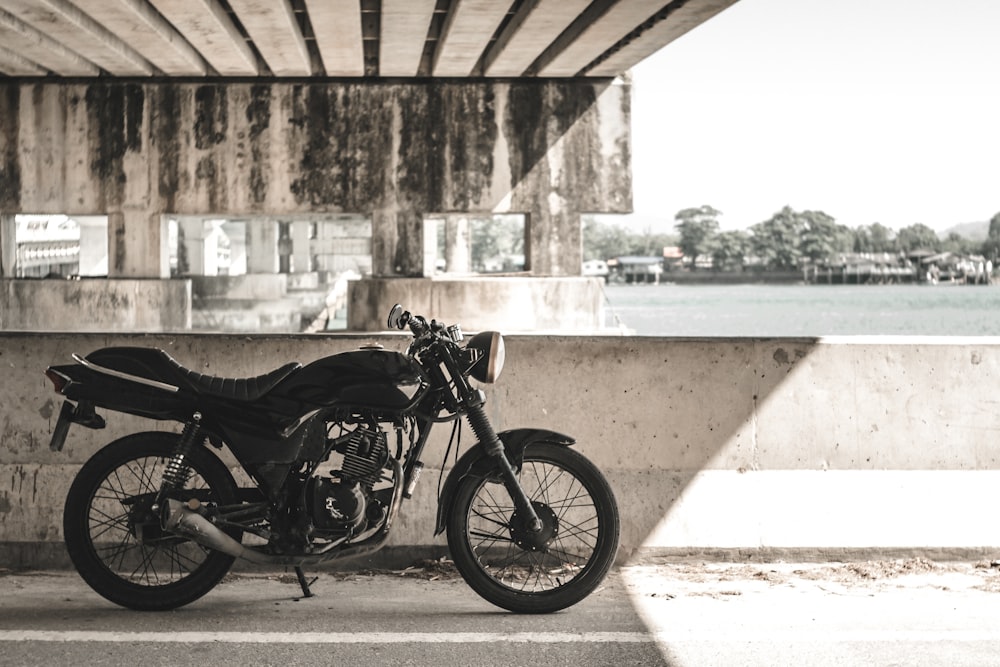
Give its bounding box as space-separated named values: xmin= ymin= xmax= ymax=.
xmin=622 ymin=0 xmax=1000 ymax=234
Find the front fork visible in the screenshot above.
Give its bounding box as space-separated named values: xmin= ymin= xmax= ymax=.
xmin=465 ymin=400 xmax=542 ymax=533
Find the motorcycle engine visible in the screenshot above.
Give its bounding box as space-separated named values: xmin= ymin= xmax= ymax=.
xmin=308 ymin=426 xmax=389 ymax=533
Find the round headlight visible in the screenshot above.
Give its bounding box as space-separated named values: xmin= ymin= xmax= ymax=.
xmin=467 ymin=331 xmax=505 ymax=383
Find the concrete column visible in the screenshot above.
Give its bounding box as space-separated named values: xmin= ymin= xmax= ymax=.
xmin=0 ymin=215 xmax=15 ymax=278
xmin=444 ymin=215 xmax=471 ymax=273
xmin=246 ymin=218 xmax=279 ymax=274
xmin=107 ymin=210 xmax=170 ymax=278
xmin=76 ymin=216 xmax=109 ymax=276
xmin=176 ymin=218 xmax=218 ymax=276
xmin=291 ymin=220 xmax=312 ymax=273
xmin=422 ymin=216 xmax=438 ymax=277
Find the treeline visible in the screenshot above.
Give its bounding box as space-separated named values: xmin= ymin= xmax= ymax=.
xmin=584 ymin=206 xmax=1000 ymax=271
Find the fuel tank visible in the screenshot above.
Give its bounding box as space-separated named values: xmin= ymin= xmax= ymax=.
xmin=265 ymin=349 xmax=425 ymax=414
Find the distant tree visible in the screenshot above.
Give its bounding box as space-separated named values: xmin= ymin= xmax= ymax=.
xmin=583 ymin=216 xmax=632 ymax=261
xmin=709 ymin=229 xmax=751 ymax=271
xmin=674 ymin=205 xmax=721 ymax=269
xmin=749 ymin=206 xmax=804 ymax=270
xmin=853 ymin=223 xmax=896 ymax=254
xmin=940 ymin=232 xmax=976 ymax=255
xmin=982 ymin=211 xmax=1000 ymax=262
xmin=798 ymin=210 xmax=847 ymax=264
xmin=895 ymin=223 xmax=940 ymax=254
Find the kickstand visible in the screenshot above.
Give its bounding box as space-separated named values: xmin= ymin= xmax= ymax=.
xmin=294 ymin=566 xmax=317 ymax=598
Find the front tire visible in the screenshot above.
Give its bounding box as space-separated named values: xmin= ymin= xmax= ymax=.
xmin=447 ymin=443 xmax=620 ymax=613
xmin=63 ymin=432 xmax=239 ymax=610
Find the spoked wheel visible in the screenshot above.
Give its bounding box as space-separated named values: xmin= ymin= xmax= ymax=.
xmin=447 ymin=443 xmax=620 ymax=613
xmin=63 ymin=432 xmax=240 ymax=610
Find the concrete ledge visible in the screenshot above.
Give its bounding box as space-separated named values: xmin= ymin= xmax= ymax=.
xmin=346 ymin=276 xmax=606 ymax=332
xmin=0 ymin=279 xmax=192 ymax=331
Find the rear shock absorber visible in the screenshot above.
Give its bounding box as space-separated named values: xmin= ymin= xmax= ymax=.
xmin=158 ymin=413 xmax=204 ymax=501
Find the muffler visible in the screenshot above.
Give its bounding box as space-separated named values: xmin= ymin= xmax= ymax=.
xmin=161 ymin=499 xmax=273 ymax=564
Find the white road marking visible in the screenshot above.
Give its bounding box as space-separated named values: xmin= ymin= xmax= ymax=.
xmin=3 ymin=630 xmax=1000 ymax=644
xmin=0 ymin=631 xmax=653 ymax=644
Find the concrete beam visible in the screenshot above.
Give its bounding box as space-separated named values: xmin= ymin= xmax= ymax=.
xmin=149 ymin=0 xmax=258 ymax=76
xmin=305 ymin=0 xmax=364 ymax=77
xmin=484 ymin=0 xmax=591 ymax=78
xmin=3 ymin=0 xmax=153 ymax=76
xmin=69 ymin=0 xmax=208 ymax=75
xmin=588 ymin=0 xmax=740 ymax=76
xmin=227 ymin=0 xmax=310 ymax=76
xmin=433 ymin=0 xmax=510 ymax=78
xmin=537 ymin=0 xmax=665 ymax=77
xmin=0 ymin=9 xmax=100 ymax=76
xmin=380 ymin=0 xmax=435 ymax=77
xmin=0 ymin=46 xmax=47 ymax=76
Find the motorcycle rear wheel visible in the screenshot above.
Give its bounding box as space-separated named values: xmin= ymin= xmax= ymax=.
xmin=447 ymin=442 xmax=620 ymax=613
xmin=63 ymin=431 xmax=240 ymax=611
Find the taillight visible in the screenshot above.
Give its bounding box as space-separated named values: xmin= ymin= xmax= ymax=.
xmin=44 ymin=368 xmax=70 ymax=394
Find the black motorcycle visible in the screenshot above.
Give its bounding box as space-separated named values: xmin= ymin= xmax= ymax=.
xmin=44 ymin=305 xmax=620 ymax=613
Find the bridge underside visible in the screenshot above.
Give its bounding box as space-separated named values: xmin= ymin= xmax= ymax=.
xmin=0 ymin=1 xmax=739 ymax=331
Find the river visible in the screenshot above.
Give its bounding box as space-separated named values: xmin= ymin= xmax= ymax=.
xmin=601 ymin=283 xmax=1000 ymax=336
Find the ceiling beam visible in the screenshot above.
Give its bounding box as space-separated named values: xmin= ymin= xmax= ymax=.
xmin=537 ymin=0 xmax=665 ymax=77
xmin=586 ymin=0 xmax=739 ymax=76
xmin=3 ymin=0 xmax=153 ymax=76
xmin=0 ymin=8 xmax=100 ymax=76
xmin=484 ymin=0 xmax=591 ymax=77
xmin=433 ymin=0 xmax=511 ymax=77
xmin=227 ymin=0 xmax=310 ymax=76
xmin=380 ymin=0 xmax=436 ymax=77
xmin=68 ymin=0 xmax=208 ymax=75
xmin=0 ymin=44 xmax=48 ymax=76
xmin=305 ymin=0 xmax=364 ymax=76
xmin=149 ymin=0 xmax=258 ymax=76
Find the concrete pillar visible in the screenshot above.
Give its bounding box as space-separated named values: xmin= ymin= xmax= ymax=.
xmin=176 ymin=218 xmax=219 ymax=276
xmin=422 ymin=216 xmax=438 ymax=277
xmin=108 ymin=211 xmax=170 ymax=278
xmin=76 ymin=216 xmax=109 ymax=276
xmin=0 ymin=215 xmax=15 ymax=278
xmin=246 ymin=218 xmax=279 ymax=274
xmin=291 ymin=220 xmax=312 ymax=273
xmin=444 ymin=215 xmax=472 ymax=273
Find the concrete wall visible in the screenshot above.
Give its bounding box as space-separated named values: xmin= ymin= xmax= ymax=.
xmin=0 ymin=80 xmax=631 ymax=279
xmin=348 ymin=276 xmax=606 ymax=332
xmin=4 ymin=332 xmax=1000 ymax=568
xmin=0 ymin=279 xmax=191 ymax=331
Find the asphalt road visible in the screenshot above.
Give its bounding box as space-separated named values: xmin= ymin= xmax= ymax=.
xmin=2 ymin=559 xmax=1000 ymax=666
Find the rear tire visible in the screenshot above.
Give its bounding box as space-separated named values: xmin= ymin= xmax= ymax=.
xmin=63 ymin=432 xmax=239 ymax=610
xmin=447 ymin=443 xmax=620 ymax=613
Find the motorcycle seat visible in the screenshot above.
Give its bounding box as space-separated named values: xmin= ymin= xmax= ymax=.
xmin=168 ymin=358 xmax=303 ymax=402
xmin=82 ymin=347 xmax=301 ymax=402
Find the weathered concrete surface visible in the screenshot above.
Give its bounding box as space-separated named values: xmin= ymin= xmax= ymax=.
xmin=347 ymin=276 xmax=606 ymax=332
xmin=3 ymin=333 xmax=1000 ymax=568
xmin=0 ymin=80 xmax=631 ymax=279
xmin=0 ymin=278 xmax=191 ymax=331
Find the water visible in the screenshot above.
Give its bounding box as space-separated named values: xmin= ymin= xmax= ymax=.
xmin=601 ymin=283 xmax=1000 ymax=337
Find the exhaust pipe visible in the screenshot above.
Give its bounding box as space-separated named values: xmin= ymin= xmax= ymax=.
xmin=162 ymin=499 xmax=273 ymax=564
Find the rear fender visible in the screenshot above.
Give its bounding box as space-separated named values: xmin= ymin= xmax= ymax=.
xmin=433 ymin=428 xmax=574 ymax=536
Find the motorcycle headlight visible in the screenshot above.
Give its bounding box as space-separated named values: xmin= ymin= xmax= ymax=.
xmin=466 ymin=331 xmax=505 ymax=384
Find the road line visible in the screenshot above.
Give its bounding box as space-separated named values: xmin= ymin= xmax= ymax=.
xmin=0 ymin=631 xmax=654 ymax=644
xmin=3 ymin=629 xmax=1000 ymax=644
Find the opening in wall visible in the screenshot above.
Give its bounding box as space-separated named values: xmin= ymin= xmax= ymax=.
xmin=9 ymin=214 xmax=109 ymax=278
xmin=424 ymin=213 xmax=527 ymax=275
xmin=167 ymin=213 xmax=373 ymax=333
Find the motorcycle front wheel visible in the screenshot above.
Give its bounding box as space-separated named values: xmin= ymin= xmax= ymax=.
xmin=447 ymin=442 xmax=620 ymax=613
xmin=63 ymin=431 xmax=240 ymax=611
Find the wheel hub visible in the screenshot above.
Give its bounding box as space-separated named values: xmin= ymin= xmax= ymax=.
xmin=509 ymin=502 xmax=558 ymax=551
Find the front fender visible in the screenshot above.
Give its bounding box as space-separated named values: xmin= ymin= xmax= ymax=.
xmin=433 ymin=428 xmax=574 ymax=536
